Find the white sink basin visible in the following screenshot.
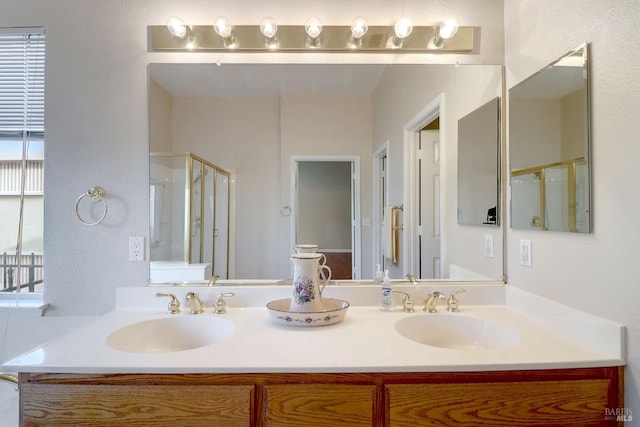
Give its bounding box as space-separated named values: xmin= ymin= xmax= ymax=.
xmin=394 ymin=314 xmax=519 ymax=350
xmin=106 ymin=316 xmax=234 ymax=353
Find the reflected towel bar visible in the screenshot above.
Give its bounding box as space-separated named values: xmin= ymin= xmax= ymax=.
xmin=391 ymin=205 xmax=404 ymax=263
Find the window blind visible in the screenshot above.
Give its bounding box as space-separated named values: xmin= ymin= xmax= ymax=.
xmin=0 ymin=28 xmax=45 ymax=141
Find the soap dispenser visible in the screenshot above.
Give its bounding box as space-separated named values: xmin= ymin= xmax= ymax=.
xmin=378 ymin=269 xmax=394 ymax=311
xmin=375 ymin=264 xmax=384 ymax=285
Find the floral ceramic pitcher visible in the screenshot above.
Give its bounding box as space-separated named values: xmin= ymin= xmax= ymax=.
xmin=290 ymin=253 xmax=332 ymax=312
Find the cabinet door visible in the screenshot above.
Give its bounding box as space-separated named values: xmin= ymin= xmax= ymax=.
xmin=387 ymin=380 xmax=610 ymax=426
xmin=22 ymin=383 xmax=253 ymax=426
xmin=263 ymin=384 xmax=376 ymax=427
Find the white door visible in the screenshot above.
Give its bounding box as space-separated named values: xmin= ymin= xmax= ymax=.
xmin=418 ymin=130 xmax=441 ymax=279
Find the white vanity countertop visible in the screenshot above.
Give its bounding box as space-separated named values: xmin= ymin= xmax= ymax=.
xmin=2 ymin=284 xmax=625 ymax=374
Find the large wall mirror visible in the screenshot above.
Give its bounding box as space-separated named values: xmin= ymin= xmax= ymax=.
xmin=509 ymin=43 xmax=591 ymax=233
xmin=457 ymin=97 xmax=500 ymax=226
xmin=148 ymin=62 xmax=504 ymax=283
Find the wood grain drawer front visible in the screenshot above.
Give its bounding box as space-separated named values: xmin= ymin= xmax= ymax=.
xmin=263 ymin=384 xmax=376 ymax=427
xmin=21 ymin=383 xmax=254 ymax=426
xmin=387 ymin=380 xmax=611 ymax=426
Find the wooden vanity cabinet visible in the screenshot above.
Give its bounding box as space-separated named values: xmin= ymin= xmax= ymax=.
xmin=19 ymin=374 xmax=254 ymax=426
xmin=19 ymin=367 xmax=623 ymax=426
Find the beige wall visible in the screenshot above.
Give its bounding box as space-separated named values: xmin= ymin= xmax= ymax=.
xmin=560 ymin=89 xmax=586 ymax=161
xmin=509 ymin=98 xmax=561 ymax=169
xmin=148 ymin=79 xmax=173 ymax=152
xmin=297 ymin=161 xmax=352 ymax=250
xmin=504 ymin=0 xmax=640 ymax=414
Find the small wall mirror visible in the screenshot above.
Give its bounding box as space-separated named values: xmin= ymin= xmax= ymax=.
xmin=509 ymin=43 xmax=591 ymax=233
xmin=457 ymin=96 xmax=500 ymax=226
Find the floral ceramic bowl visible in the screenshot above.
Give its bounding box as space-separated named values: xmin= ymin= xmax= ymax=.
xmin=266 ymin=298 xmax=349 ymax=327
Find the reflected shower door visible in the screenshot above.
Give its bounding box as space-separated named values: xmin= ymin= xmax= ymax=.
xmin=214 ymin=171 xmax=230 ymax=279
xmin=202 ymin=164 xmax=215 ymax=270
xmin=190 ymin=159 xmax=202 ymax=264
xmin=510 ymin=173 xmax=542 ymax=230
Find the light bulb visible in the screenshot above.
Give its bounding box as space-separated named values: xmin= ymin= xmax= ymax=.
xmin=439 ymin=18 xmax=459 ymax=39
xmin=350 ymin=16 xmax=368 ymax=39
xmin=305 ymin=17 xmax=323 ymax=39
xmin=184 ymin=37 xmax=196 ymax=50
xmin=394 ymin=18 xmax=413 ymax=39
xmin=213 ymin=16 xmax=233 ymax=39
xmin=167 ymin=16 xmax=187 ymax=39
xmin=260 ymin=17 xmax=278 ymax=39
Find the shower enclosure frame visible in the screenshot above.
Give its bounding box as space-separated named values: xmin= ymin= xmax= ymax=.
xmin=510 ymin=156 xmax=587 ymax=232
xmin=150 ymin=152 xmax=232 ymax=279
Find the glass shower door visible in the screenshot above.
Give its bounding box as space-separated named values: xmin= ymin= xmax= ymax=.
xmin=202 ymin=164 xmax=215 ymax=271
xmin=190 ymin=159 xmax=202 ymax=264
xmin=214 ymin=170 xmax=230 ymax=279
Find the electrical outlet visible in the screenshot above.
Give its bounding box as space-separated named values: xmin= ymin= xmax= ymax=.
xmin=520 ymin=239 xmax=532 ymax=267
xmin=484 ymin=235 xmax=494 ymax=258
xmin=129 ymin=237 xmax=144 ymax=261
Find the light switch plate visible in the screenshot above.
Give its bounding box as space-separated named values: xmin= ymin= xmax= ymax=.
xmin=484 ymin=235 xmax=494 ymax=258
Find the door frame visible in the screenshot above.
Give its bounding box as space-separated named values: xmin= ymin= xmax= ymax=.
xmin=373 ymin=142 xmax=389 ymax=271
xmin=402 ymin=94 xmax=443 ymax=278
xmin=290 ymin=155 xmax=362 ymax=279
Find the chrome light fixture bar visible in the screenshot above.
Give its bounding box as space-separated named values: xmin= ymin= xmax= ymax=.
xmin=149 ymin=23 xmax=474 ymax=52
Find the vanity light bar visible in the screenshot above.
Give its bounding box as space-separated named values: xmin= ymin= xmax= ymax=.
xmin=148 ymin=24 xmax=474 ymax=53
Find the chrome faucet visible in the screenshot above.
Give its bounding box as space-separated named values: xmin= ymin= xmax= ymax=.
xmin=446 ymin=288 xmax=466 ymax=312
xmin=185 ymin=292 xmax=204 ymax=314
xmin=156 ymin=292 xmax=180 ymax=314
xmin=208 ymin=274 xmax=220 ymax=286
xmin=393 ymin=290 xmax=415 ymax=312
xmin=214 ymin=292 xmax=235 ymax=314
xmin=423 ymin=291 xmax=445 ymax=313
xmin=405 ymin=274 xmax=417 ymax=285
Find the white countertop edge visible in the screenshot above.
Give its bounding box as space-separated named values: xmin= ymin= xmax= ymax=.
xmin=10 ymin=359 xmax=625 ymax=375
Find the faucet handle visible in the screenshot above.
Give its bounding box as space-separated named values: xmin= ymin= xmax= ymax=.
xmin=393 ymin=290 xmax=415 ymax=312
xmin=156 ymin=292 xmax=180 ymax=314
xmin=446 ymin=288 xmax=466 ymax=312
xmin=423 ymin=291 xmax=445 ymax=313
xmin=185 ymin=292 xmax=204 ymax=314
xmin=214 ymin=292 xmax=235 ymax=314
xmin=208 ymin=274 xmax=220 ymax=286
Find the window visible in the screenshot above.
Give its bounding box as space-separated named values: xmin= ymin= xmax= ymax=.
xmin=0 ymin=28 xmax=45 ymax=294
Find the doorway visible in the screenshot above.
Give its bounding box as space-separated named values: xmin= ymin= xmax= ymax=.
xmin=402 ymin=95 xmax=442 ymax=279
xmin=291 ymin=156 xmax=361 ymax=279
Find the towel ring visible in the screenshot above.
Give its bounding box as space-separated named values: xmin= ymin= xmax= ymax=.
xmin=75 ymin=186 xmax=108 ymax=226
xmin=280 ymin=204 xmax=291 ymax=216
xmin=0 ymin=373 xmax=18 ymax=385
